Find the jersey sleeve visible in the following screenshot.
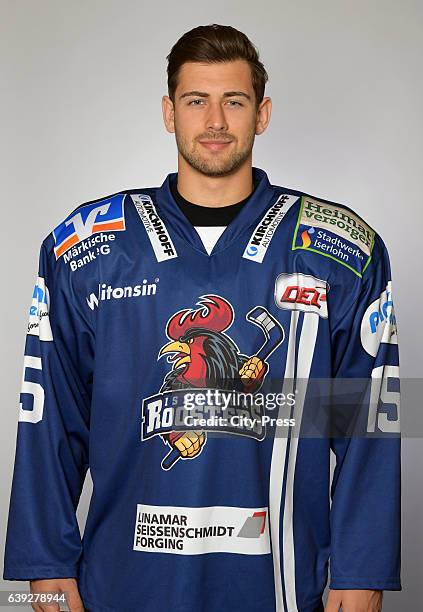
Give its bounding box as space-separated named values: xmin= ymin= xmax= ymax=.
xmin=3 ymin=239 xmax=93 ymax=581
xmin=329 ymin=234 xmax=401 ymax=591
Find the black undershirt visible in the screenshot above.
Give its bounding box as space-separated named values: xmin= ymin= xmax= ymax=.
xmin=170 ymin=175 xmax=256 ymax=227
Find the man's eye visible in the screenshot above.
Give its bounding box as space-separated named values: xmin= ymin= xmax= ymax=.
xmin=188 ymin=100 xmax=242 ymax=106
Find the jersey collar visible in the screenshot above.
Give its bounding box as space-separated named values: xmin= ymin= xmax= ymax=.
xmin=155 ymin=166 xmax=277 ymax=256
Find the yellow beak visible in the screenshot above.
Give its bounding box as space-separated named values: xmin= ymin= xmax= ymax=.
xmin=159 ymin=340 xmax=191 ymax=368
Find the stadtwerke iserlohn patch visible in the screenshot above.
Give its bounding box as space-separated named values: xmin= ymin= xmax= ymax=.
xmin=292 ymin=196 xmax=375 ymax=277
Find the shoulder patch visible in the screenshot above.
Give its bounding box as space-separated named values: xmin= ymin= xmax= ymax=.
xmin=292 ymin=196 xmax=375 ymax=277
xmin=131 ymin=194 xmax=178 ymax=262
xmin=242 ymin=194 xmax=300 ymax=263
xmin=53 ymin=194 xmax=126 ymax=260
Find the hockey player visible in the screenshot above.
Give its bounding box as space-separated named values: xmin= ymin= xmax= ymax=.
xmin=3 ymin=24 xmax=400 ymax=612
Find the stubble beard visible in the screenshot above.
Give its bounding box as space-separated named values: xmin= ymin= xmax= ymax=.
xmin=175 ymin=128 xmax=256 ymax=178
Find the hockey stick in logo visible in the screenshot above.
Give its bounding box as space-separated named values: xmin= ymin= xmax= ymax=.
xmin=246 ymin=306 xmax=285 ymax=361
xmin=161 ymin=307 xmax=284 ymax=471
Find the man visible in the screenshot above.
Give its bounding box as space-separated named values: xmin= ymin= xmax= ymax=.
xmin=3 ymin=24 xmax=400 ymax=612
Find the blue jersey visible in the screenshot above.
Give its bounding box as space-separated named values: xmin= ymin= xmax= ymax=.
xmin=3 ymin=167 xmax=401 ymax=612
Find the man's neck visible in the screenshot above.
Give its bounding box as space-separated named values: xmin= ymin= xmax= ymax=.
xmin=176 ymin=156 xmax=254 ymax=207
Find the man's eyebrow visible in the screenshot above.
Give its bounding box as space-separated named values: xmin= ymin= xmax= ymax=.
xmin=179 ymin=90 xmax=251 ymax=100
xmin=223 ymin=91 xmax=251 ymax=100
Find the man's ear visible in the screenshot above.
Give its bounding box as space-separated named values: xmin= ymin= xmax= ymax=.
xmin=255 ymin=96 xmax=272 ymax=136
xmin=162 ymin=95 xmax=175 ymax=134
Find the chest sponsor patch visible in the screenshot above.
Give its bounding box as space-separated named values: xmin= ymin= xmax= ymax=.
xmin=243 ymin=194 xmax=299 ymax=263
xmin=274 ymin=272 xmax=329 ymax=318
xmin=133 ymin=504 xmax=270 ymax=555
xmin=131 ymin=194 xmax=178 ymax=262
xmin=53 ymin=194 xmax=126 ymax=259
xmin=292 ymin=196 xmax=375 ymax=277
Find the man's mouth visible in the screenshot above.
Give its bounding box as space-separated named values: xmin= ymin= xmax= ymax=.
xmin=199 ymin=140 xmax=233 ymax=151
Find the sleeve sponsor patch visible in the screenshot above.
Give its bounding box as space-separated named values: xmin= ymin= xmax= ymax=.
xmin=360 ymin=281 xmax=398 ymax=357
xmin=27 ymin=276 xmax=53 ymax=341
xmin=292 ymin=196 xmax=375 ymax=277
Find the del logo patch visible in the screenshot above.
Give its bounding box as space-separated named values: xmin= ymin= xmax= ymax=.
xmin=292 ymin=196 xmax=375 ymax=277
xmin=274 ymin=272 xmax=329 ymax=318
xmin=53 ymin=195 xmax=126 ymax=259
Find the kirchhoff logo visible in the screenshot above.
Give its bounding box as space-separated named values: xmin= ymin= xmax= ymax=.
xmin=141 ymin=199 xmax=174 ymax=251
xmin=246 ymin=245 xmax=258 ymax=256
xmin=249 ymin=196 xmax=289 ymax=247
xmin=86 ymin=280 xmax=158 ymax=310
xmin=243 ymin=194 xmax=299 ymax=264
xmin=131 ymin=194 xmax=178 ymax=262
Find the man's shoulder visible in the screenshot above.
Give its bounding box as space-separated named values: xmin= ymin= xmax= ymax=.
xmin=272 ymin=183 xmax=384 ymax=279
xmin=272 ymin=183 xmax=375 ymax=234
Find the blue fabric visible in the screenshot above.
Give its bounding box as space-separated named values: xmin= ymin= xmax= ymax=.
xmin=4 ymin=168 xmax=401 ymax=611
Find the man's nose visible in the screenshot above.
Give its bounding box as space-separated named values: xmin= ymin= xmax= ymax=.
xmin=205 ymin=102 xmax=228 ymax=132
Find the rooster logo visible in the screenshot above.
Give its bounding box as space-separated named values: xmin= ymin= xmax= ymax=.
xmin=144 ymin=295 xmax=284 ymax=470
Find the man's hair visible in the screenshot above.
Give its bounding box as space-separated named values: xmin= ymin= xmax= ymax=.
xmin=166 ymin=24 xmax=268 ymax=109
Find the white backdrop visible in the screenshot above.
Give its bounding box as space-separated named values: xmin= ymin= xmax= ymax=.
xmin=1 ymin=1 xmax=422 ymax=609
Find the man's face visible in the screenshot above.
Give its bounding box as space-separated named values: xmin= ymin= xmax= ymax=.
xmin=165 ymin=60 xmax=265 ymax=177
